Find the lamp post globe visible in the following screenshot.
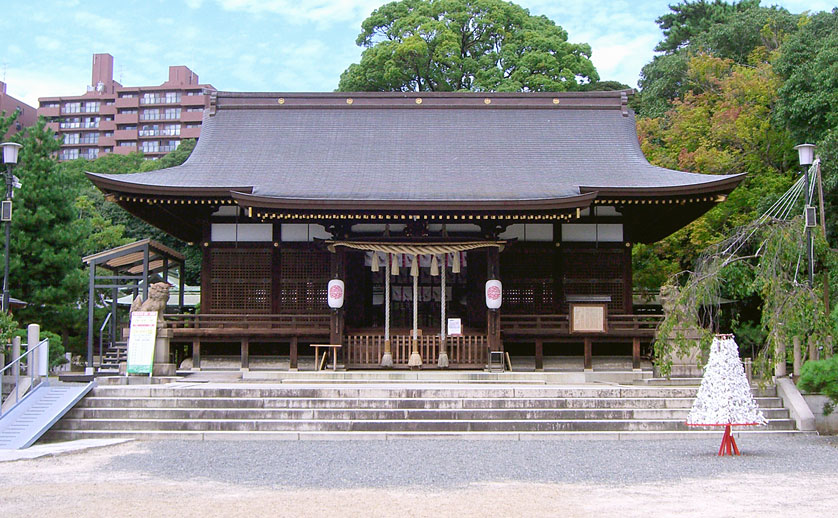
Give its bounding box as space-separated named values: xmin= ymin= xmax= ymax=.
xmin=0 ymin=142 xmax=22 ymax=312
xmin=794 ymin=143 xmax=816 ymax=288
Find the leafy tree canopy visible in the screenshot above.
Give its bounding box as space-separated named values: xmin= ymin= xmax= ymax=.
xmin=338 ymin=0 xmax=599 ymax=92
xmin=636 ymin=0 xmax=797 ymax=117
xmin=773 ymin=9 xmax=838 ymax=143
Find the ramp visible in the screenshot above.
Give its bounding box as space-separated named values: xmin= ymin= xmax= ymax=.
xmin=0 ymin=381 xmax=96 ymax=449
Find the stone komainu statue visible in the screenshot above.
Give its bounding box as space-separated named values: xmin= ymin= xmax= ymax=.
xmin=130 ymin=282 xmax=171 ymax=323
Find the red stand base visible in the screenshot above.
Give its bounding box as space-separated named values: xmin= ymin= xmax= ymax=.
xmin=718 ymin=424 xmax=741 ymax=456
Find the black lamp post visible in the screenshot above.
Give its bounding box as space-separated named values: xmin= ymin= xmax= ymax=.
xmin=0 ymin=141 xmax=22 ymax=312
xmin=794 ymin=143 xmax=816 ymax=288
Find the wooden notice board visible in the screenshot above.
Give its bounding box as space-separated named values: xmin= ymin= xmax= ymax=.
xmin=570 ymin=303 xmax=608 ymax=334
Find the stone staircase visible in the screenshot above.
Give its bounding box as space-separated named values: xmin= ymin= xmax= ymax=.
xmin=97 ymin=342 xmax=127 ymax=375
xmin=43 ymin=382 xmax=799 ymax=441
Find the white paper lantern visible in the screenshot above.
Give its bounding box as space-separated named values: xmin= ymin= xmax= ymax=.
xmin=327 ymin=279 xmax=345 ymax=309
xmin=485 ymin=280 xmax=502 ymax=309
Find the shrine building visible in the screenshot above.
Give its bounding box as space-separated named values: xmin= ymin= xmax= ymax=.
xmin=86 ymin=90 xmax=743 ymax=371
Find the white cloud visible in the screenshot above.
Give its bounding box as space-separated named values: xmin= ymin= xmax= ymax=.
xmin=184 ymin=0 xmax=204 ymax=8
xmin=34 ymin=36 xmax=62 ymax=52
xmin=215 ymin=0 xmax=382 ymax=25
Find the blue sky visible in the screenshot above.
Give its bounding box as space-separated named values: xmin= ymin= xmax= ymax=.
xmin=1 ymin=0 xmax=834 ymax=107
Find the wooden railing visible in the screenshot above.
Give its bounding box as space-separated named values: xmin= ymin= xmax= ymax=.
xmin=501 ymin=314 xmax=662 ymax=337
xmin=164 ymin=313 xmax=330 ymax=335
xmin=344 ymin=334 xmax=487 ymax=368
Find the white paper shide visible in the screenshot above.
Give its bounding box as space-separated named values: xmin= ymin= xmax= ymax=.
xmin=686 ymin=334 xmax=767 ymax=426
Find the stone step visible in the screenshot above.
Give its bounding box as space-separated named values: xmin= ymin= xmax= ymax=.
xmin=88 ymin=386 xmax=724 ymax=399
xmin=43 ymin=428 xmax=812 ymax=442
xmin=51 ymin=417 xmax=797 ymax=433
xmin=63 ymin=406 xmax=792 ymax=421
xmin=74 ymin=395 xmax=785 ymax=411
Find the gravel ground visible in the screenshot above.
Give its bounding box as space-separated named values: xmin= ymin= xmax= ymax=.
xmin=2 ymin=435 xmax=838 ymax=517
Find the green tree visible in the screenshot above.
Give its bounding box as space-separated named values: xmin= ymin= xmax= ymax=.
xmin=74 ymin=140 xmax=202 ymax=284
xmin=8 ymin=119 xmax=90 ymax=350
xmin=636 ymin=1 xmax=796 ymax=117
xmin=773 ymin=10 xmax=838 ymax=245
xmin=635 ymin=53 xmax=796 ymax=293
xmin=774 ymin=9 xmax=838 ymax=142
xmin=338 ymin=0 xmax=598 ymax=92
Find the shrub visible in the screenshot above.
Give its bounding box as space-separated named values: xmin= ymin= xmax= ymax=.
xmin=798 ymin=356 xmax=838 ymax=415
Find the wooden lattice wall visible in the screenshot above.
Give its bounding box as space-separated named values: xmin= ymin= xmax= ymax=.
xmin=501 ymin=243 xmax=556 ymax=314
xmin=208 ymin=247 xmax=273 ymax=313
xmin=279 ymin=245 xmax=330 ymax=313
xmin=560 ymin=247 xmax=629 ymax=313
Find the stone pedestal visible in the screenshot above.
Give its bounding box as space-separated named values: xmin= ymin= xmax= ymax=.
xmin=655 ymin=329 xmax=706 ymax=378
xmin=153 ymin=327 xmax=176 ymax=376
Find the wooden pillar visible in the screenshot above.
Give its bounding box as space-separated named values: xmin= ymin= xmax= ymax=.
xmin=632 ymin=337 xmax=641 ymax=370
xmin=241 ymin=337 xmax=249 ymax=370
xmin=623 ymin=243 xmax=633 ymax=313
xmin=330 ymin=248 xmax=346 ymax=359
xmin=584 ymin=337 xmax=592 ymax=371
xmin=192 ymin=338 xmax=201 ymax=370
xmin=271 ymin=223 xmax=282 ymax=314
xmin=808 ymin=335 xmax=818 ymax=362
xmin=200 ymin=223 xmax=212 ymax=313
xmin=535 ymin=339 xmax=544 ymax=371
xmin=87 ymin=262 xmax=95 ymax=370
xmin=487 ymin=247 xmax=501 ymax=352
xmin=289 ymin=336 xmax=298 ymax=370
xmin=793 ymin=336 xmax=802 ymax=377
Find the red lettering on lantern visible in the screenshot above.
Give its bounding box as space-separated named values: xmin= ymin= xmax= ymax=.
xmin=487 ymin=285 xmax=501 ymax=300
xmin=329 ymin=284 xmax=343 ymax=299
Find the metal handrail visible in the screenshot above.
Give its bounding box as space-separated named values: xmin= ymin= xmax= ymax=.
xmin=0 ymin=338 xmax=49 ymax=419
xmin=99 ymin=312 xmax=112 ymax=368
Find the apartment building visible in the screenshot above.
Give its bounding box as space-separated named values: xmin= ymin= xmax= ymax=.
xmin=38 ymin=54 xmax=215 ymax=161
xmin=1 ymin=81 xmax=37 ymax=138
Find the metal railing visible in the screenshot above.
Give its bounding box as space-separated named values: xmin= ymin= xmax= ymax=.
xmin=98 ymin=312 xmax=113 ymax=368
xmin=0 ymin=338 xmax=49 ymax=419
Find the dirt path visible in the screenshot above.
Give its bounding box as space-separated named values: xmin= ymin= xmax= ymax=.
xmin=2 ymin=440 xmax=836 ymax=518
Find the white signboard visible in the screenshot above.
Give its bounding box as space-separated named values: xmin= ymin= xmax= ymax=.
xmin=447 ymin=318 xmax=462 ymax=336
xmin=127 ymin=311 xmax=158 ymax=375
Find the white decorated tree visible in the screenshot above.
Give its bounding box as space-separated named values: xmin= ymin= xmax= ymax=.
xmin=687 ymin=334 xmax=767 ymax=426
xmin=687 ymin=334 xmax=766 ymax=455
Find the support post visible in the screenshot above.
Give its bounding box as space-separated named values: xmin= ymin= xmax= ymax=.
xmin=241 ymin=337 xmax=249 ymax=370
xmin=142 ymin=244 xmax=150 ymax=300
xmin=584 ymin=337 xmax=592 ymax=371
xmin=632 ymin=337 xmax=641 ymax=371
xmin=290 ymin=336 xmax=298 ymax=370
xmin=535 ymin=339 xmax=543 ymax=371
xmin=12 ymin=335 xmax=20 ymax=375
xmin=192 ymin=338 xmax=201 ymax=370
xmin=487 ymin=247 xmax=501 ymax=352
xmin=775 ymin=340 xmax=787 ymax=377
xmin=808 ymin=335 xmax=818 ymax=362
xmin=330 ymin=247 xmax=345 ymax=364
xmin=793 ymin=336 xmax=802 ymax=377
xmin=826 ymin=336 xmax=834 ymax=360
xmin=87 ymin=262 xmax=95 ymax=374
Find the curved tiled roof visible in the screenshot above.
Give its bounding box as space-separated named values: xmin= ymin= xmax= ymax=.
xmin=87 ymin=91 xmax=743 ymax=211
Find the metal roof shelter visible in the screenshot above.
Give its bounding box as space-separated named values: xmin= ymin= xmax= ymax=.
xmin=82 ymin=239 xmax=185 ymax=370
